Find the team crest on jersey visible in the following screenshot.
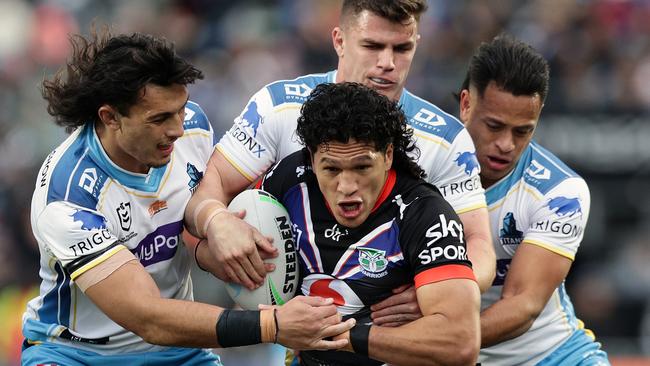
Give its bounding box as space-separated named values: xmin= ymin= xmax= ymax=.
xmin=547 ymin=196 xmax=582 ymax=217
xmin=455 ymin=151 xmax=479 ymax=176
xmin=186 ymin=163 xmax=203 ymax=193
xmin=357 ymin=247 xmax=388 ymax=278
xmin=240 ymin=100 xmax=262 ymax=137
xmin=116 ymin=202 xmax=132 ymax=231
xmin=499 ymin=212 xmax=523 ymax=247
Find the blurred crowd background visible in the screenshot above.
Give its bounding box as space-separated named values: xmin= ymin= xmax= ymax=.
xmin=0 ymin=0 xmax=648 ymax=365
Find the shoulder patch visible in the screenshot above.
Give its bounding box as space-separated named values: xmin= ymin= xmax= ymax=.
xmin=522 ymin=142 xmax=579 ymax=195
xmin=47 ymin=140 xmax=107 ymax=210
xmin=183 ymin=101 xmax=211 ymax=132
xmin=399 ymin=90 xmax=465 ymax=143
xmin=266 ymin=72 xmax=332 ymax=107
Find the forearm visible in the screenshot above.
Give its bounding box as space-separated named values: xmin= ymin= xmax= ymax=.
xmin=367 ymin=314 xmax=479 ymax=366
xmin=459 ymin=208 xmax=495 ymax=293
xmin=467 ymin=235 xmax=496 ymax=293
xmin=480 ymin=295 xmax=537 ymax=347
xmin=130 ymin=297 xmax=224 ymax=347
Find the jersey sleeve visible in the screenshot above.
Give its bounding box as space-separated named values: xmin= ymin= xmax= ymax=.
xmin=422 ymin=128 xmax=486 ymax=214
xmin=36 ymin=201 xmax=124 ymax=280
xmin=524 ymin=177 xmax=590 ymax=260
xmin=216 ymin=87 xmax=282 ymax=182
xmin=399 ymin=193 xmax=475 ymax=289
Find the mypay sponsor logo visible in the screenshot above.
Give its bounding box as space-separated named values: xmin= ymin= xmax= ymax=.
xmin=418 ymin=214 xmax=466 ymax=265
xmin=132 ymin=221 xmax=183 ymax=267
xmin=228 ymin=125 xmax=267 ymax=158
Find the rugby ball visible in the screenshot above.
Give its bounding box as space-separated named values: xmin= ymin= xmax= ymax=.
xmin=225 ymin=189 xmax=299 ymax=310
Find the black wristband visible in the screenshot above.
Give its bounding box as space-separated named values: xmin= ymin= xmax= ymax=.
xmin=216 ymin=310 xmax=261 ymax=347
xmin=349 ymin=322 xmax=371 ymax=356
xmin=194 ymin=239 xmax=208 ymax=272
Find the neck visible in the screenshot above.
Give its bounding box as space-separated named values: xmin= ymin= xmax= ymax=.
xmin=95 ymin=122 xmax=148 ymax=174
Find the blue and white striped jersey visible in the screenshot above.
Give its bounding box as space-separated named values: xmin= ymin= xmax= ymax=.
xmin=23 ymin=101 xmax=215 ymax=354
xmin=479 ymin=141 xmax=592 ymax=365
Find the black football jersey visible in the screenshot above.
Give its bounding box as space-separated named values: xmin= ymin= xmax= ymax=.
xmin=260 ymin=150 xmax=474 ymax=366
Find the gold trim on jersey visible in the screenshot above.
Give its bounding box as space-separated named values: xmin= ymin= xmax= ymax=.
xmin=455 ymin=202 xmax=488 ymax=215
xmin=522 ymin=239 xmax=575 ymax=261
xmin=216 ymin=145 xmax=255 ymax=182
xmin=70 ymin=245 xmax=128 ymax=281
xmin=412 ymin=130 xmax=451 ymax=149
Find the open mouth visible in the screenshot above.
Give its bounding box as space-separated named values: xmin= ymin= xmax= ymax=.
xmin=487 ymin=156 xmax=510 ymax=170
xmin=338 ymin=202 xmax=362 ymax=218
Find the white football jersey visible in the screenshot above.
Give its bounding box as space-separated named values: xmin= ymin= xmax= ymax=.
xmin=478 ymin=141 xmax=591 ymax=365
xmin=217 ymin=70 xmax=485 ymax=214
xmin=23 ymin=101 xmax=215 ymax=354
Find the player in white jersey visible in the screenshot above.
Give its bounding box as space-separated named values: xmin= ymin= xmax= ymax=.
xmin=185 ymin=0 xmax=494 ymax=318
xmin=458 ymin=35 xmax=610 ymax=365
xmin=21 ymin=30 xmax=354 ymax=366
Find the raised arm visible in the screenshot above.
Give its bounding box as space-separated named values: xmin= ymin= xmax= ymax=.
xmin=82 ymin=247 xmax=354 ymax=349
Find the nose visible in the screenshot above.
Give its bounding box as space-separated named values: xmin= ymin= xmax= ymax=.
xmin=337 ymin=171 xmax=358 ymax=196
xmin=377 ymin=48 xmax=395 ymax=71
xmin=495 ymin=131 xmax=515 ymax=153
xmin=167 ymin=110 xmax=185 ymax=139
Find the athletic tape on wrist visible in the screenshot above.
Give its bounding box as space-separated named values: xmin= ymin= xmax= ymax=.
xmin=349 ymin=323 xmax=371 ymax=356
xmin=216 ymin=310 xmax=261 ymax=347
xmin=201 ymin=208 xmax=228 ymax=238
xmin=192 ymin=199 xmax=225 ymax=237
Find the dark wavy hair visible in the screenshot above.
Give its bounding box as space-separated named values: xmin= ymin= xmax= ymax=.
xmin=42 ymin=27 xmax=203 ymax=132
xmin=458 ymin=34 xmax=550 ymax=102
xmin=341 ymin=0 xmax=428 ymax=25
xmin=296 ymin=82 xmax=425 ymax=179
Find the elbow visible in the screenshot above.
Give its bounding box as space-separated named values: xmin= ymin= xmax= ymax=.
xmin=136 ymin=324 xmax=173 ymax=347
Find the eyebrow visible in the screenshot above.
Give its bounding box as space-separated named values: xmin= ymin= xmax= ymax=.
xmin=146 ymin=96 xmax=190 ymax=121
xmin=320 ymin=155 xmax=374 ymax=165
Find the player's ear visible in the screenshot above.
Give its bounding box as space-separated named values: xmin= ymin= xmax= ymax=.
xmin=98 ymin=105 xmax=121 ymax=130
xmin=459 ymin=89 xmax=472 ymax=125
xmin=332 ymin=27 xmax=344 ymax=57
xmin=384 ymin=144 xmax=394 ymax=171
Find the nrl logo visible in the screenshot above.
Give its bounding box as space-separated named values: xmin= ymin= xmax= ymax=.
xmin=358 ymin=247 xmax=388 ymax=278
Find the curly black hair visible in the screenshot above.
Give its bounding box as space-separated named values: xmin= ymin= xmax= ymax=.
xmin=42 ymin=27 xmax=203 ymax=132
xmin=296 ymin=82 xmax=425 ymax=179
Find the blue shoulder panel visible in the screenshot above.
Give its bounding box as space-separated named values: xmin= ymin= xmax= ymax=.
xmin=486 ymin=141 xmax=579 ymax=204
xmin=266 ymin=71 xmax=334 ymax=107
xmin=183 ymin=101 xmax=211 ymax=132
xmin=399 ymin=89 xmax=465 ymax=144
xmin=47 ymin=127 xmax=108 ymax=209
